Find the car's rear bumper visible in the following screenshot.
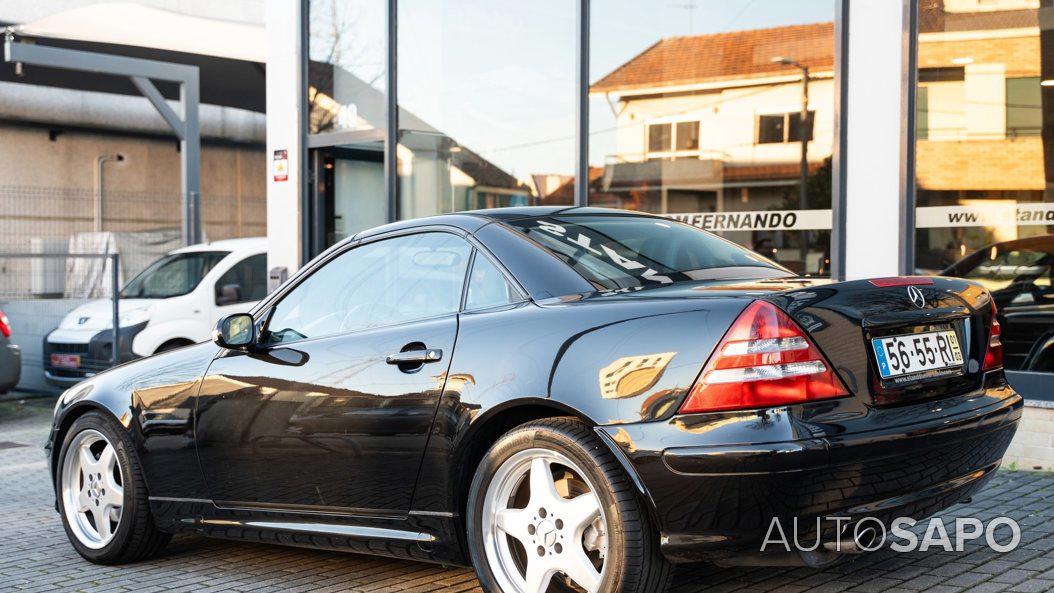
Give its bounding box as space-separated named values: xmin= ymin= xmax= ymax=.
xmin=597 ymin=378 xmax=1023 ymax=564
xmin=0 ymin=342 xmax=20 ymax=393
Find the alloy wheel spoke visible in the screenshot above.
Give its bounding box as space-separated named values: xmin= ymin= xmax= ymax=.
xmin=78 ymin=443 xmax=97 ymax=471
xmin=528 ymin=457 xmax=560 ymax=507
xmin=562 ymin=492 xmax=601 ymax=533
xmin=94 ymin=505 xmax=112 ymax=540
xmin=97 ymin=444 xmax=116 ymax=475
xmin=560 ymin=549 xmax=602 ymax=593
xmin=524 ymin=558 xmax=556 ymax=593
xmin=484 ymin=449 xmax=607 ymax=593
xmin=103 ymin=467 xmax=123 ymax=499
xmin=77 ymin=488 xmax=93 ymax=513
xmin=494 ymin=507 xmax=531 ymax=541
xmin=101 ymin=486 xmax=123 ymax=510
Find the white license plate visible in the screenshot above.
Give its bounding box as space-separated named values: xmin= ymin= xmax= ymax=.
xmin=871 ymin=329 xmax=963 ymax=379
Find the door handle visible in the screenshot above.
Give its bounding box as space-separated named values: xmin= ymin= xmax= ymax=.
xmin=385 ymin=348 xmax=442 ymax=365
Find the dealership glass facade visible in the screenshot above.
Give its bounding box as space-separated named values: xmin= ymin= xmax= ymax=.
xmin=300 ymin=0 xmax=1054 ymax=395
xmin=307 ymin=0 xmax=841 ymax=275
xmin=913 ymin=0 xmax=1054 ymax=383
xmin=307 ymin=0 xmax=388 ymax=247
xmin=588 ymin=1 xmax=837 ymax=274
xmin=396 ymin=0 xmax=577 ymax=218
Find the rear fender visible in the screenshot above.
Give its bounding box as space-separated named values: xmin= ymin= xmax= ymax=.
xmin=547 ymin=300 xmax=750 ymax=425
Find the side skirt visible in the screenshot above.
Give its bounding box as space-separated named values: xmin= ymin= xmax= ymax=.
xmin=148 ymin=497 xmax=468 ymax=566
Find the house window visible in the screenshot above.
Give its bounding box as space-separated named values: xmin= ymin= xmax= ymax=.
xmin=647 ymin=123 xmax=672 ymax=153
xmin=757 ymin=111 xmax=815 ymax=144
xmin=676 ymin=121 xmax=700 ymax=150
xmin=1006 ymin=77 xmax=1041 ymax=137
xmin=647 ymin=120 xmax=699 ymax=156
xmin=757 ymin=114 xmax=786 ymax=144
xmin=918 ymin=67 xmax=965 ymax=83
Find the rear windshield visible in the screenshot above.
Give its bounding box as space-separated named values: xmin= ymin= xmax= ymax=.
xmin=506 ymin=215 xmax=790 ymax=290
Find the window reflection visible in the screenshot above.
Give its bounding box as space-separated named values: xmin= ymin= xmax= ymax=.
xmin=588 ymin=1 xmax=836 ymax=275
xmin=916 ymin=0 xmax=1054 ymax=385
xmin=308 ymin=0 xmax=386 ymax=135
xmin=396 ymin=0 xmax=576 ymax=218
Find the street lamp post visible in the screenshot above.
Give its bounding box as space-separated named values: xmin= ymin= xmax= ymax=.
xmin=773 ymin=57 xmax=811 ymax=272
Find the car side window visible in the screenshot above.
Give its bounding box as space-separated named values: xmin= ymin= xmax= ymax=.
xmin=465 ymin=252 xmax=519 ymax=311
xmin=962 ymin=249 xmax=1051 ymax=293
xmin=215 ymin=254 xmax=268 ymax=306
xmin=264 ymin=232 xmax=471 ymax=344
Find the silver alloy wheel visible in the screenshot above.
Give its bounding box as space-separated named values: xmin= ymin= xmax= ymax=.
xmin=482 ymin=448 xmax=608 ymax=593
xmin=60 ymin=429 xmax=124 ymax=549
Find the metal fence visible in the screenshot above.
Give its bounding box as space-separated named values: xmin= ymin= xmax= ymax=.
xmin=0 ymin=252 xmax=122 ymax=394
xmin=0 ymin=185 xmax=266 ymax=253
xmin=0 ymin=184 xmax=266 ymax=395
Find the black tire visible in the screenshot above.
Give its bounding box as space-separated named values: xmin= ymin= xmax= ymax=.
xmin=56 ymin=411 xmax=171 ymax=564
xmin=467 ymin=417 xmax=673 ymax=593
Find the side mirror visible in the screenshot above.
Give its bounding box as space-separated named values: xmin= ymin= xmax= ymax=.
xmin=213 ymin=313 xmax=256 ymax=350
xmin=217 ymin=283 xmax=243 ymax=306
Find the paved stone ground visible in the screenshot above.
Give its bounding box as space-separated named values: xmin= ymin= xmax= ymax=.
xmin=1 ymin=399 xmax=1053 ymax=593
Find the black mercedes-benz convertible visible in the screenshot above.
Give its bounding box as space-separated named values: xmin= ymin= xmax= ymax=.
xmin=47 ymin=207 xmax=1021 ymax=593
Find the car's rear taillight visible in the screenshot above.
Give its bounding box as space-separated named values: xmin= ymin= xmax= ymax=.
xmin=679 ymin=300 xmax=849 ymax=414
xmin=0 ymin=310 xmax=9 ymax=338
xmin=983 ymin=300 xmax=1003 ymax=372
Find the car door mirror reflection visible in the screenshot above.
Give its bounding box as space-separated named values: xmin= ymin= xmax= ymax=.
xmin=252 ymin=347 xmax=310 ymax=367
xmin=213 ymin=313 xmax=256 ymax=350
xmin=216 ymin=283 xmax=243 ymax=306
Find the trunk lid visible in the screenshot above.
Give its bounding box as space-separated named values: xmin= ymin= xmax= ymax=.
xmin=596 ymin=275 xmax=995 ymax=405
xmin=761 ymin=276 xmax=994 ymax=405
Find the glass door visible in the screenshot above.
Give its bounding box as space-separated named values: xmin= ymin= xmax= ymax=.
xmin=308 ymin=142 xmax=386 ymax=258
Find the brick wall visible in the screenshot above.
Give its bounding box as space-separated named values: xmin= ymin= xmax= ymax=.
xmin=919 ymin=33 xmax=1040 ymax=77
xmin=916 ymin=137 xmax=1045 ymax=190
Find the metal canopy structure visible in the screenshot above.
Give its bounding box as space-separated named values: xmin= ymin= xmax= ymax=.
xmin=3 ymin=30 xmax=202 ymax=245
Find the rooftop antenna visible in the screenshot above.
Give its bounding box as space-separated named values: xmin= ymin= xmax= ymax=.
xmin=668 ymin=0 xmax=698 ymax=34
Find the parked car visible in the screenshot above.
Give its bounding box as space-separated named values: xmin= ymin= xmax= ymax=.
xmin=48 ymin=208 xmax=1020 ymax=593
xmin=941 ymin=235 xmax=1054 ymax=372
xmin=0 ymin=309 xmax=20 ymax=394
xmin=44 ymin=237 xmax=267 ymax=386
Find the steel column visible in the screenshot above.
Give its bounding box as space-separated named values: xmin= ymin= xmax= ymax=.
xmin=111 ymin=253 xmax=120 ymax=366
xmin=4 ymin=33 xmax=202 ymax=245
xmin=574 ymin=0 xmax=590 ymax=208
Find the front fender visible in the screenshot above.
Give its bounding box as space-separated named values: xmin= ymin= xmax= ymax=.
xmin=46 ymin=342 xmax=219 ymax=501
xmin=48 ymin=388 xmax=130 ymax=492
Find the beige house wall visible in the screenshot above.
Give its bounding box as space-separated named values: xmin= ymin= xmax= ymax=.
xmin=610 ymin=77 xmax=836 ymax=168
xmin=0 ymin=125 xmax=267 ymax=249
xmin=916 ymin=31 xmax=1045 ymax=191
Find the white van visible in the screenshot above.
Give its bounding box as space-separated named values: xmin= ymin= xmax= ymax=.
xmin=44 ymin=237 xmax=268 ymax=386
